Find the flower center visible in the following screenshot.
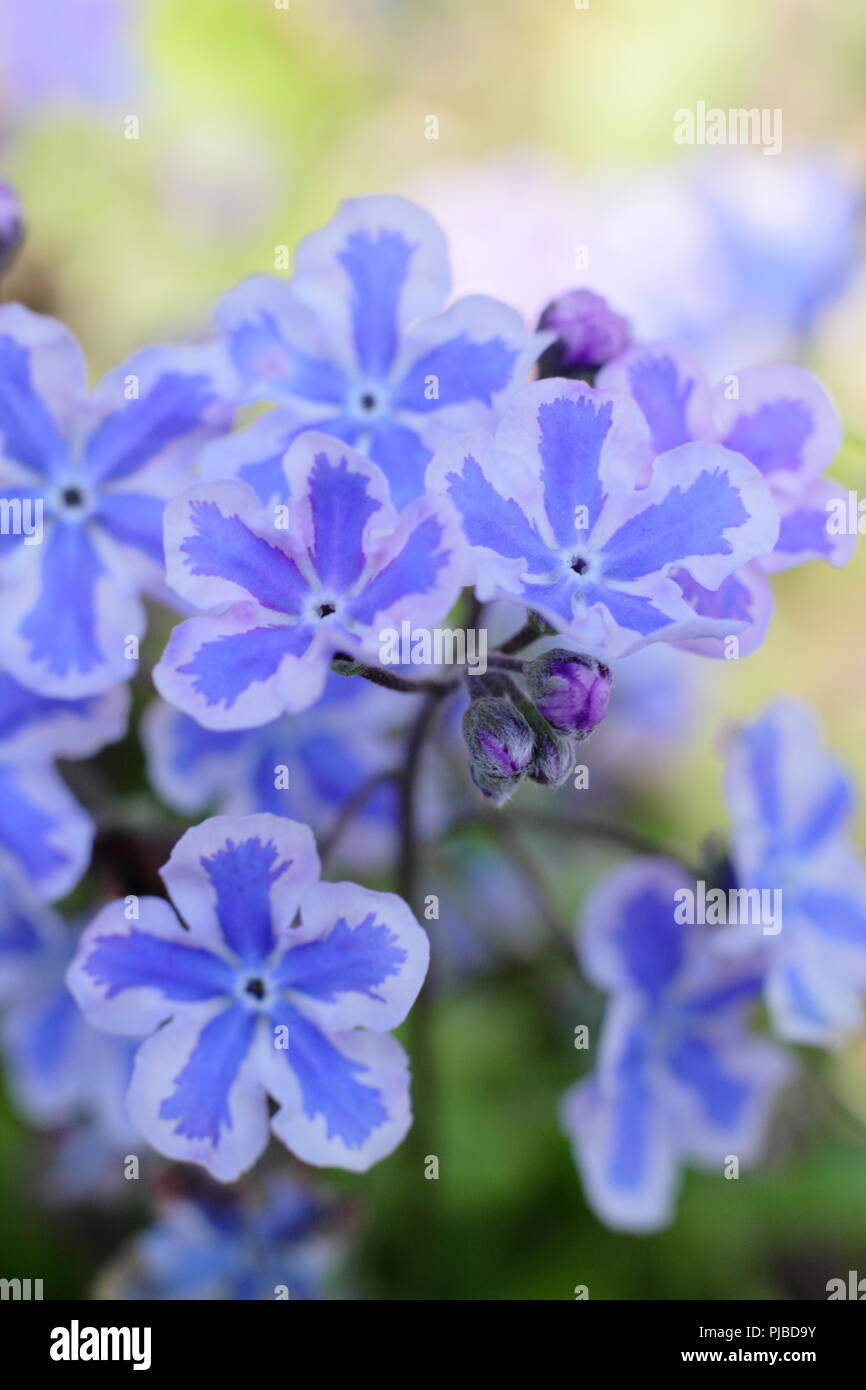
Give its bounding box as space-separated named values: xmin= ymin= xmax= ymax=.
xmin=62 ymin=486 xmax=84 ymax=508
xmin=244 ymin=977 xmax=266 ymax=1000
xmin=570 ymin=556 xmax=589 ymax=576
xmin=317 ymin=602 xmax=336 ymax=619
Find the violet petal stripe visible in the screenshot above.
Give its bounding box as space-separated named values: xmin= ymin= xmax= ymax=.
xmin=179 ymin=499 xmax=309 ymax=614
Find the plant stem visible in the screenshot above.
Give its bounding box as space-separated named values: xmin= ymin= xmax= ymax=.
xmin=496 ymin=611 xmax=553 ymax=654
xmin=331 ymin=654 xmax=456 ymax=695
xmin=396 ymin=687 xmax=450 ymax=1226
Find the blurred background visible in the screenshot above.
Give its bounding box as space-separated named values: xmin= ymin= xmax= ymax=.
xmin=1 ymin=0 xmax=865 ymax=1299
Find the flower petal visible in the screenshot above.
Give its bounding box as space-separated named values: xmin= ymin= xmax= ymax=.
xmin=154 ymin=605 xmax=322 ymax=728
xmin=0 ymin=670 xmax=129 ymax=760
xmin=366 ymin=420 xmax=432 ymax=509
xmin=579 ymin=859 xmax=687 ymax=1004
xmin=159 ymin=814 xmax=320 ymax=966
xmin=127 ymin=1005 xmax=269 ymax=1181
xmin=164 ymin=479 xmax=311 ymax=615
xmin=273 ymin=881 xmax=428 ymax=1032
xmin=67 ymin=896 xmax=236 ymax=1036
xmin=763 ymin=477 xmax=857 ymax=572
xmin=597 ymin=441 xmax=779 ymax=590
xmin=671 ymin=562 xmax=773 ymax=658
xmin=216 ymin=273 xmax=350 ymax=406
xmin=394 ymin=292 xmax=539 ymax=416
xmin=665 ymin=1028 xmax=791 ymax=1167
xmin=84 ymin=342 xmax=233 ymax=487
xmin=291 ymin=195 xmax=450 ymax=377
xmin=283 ymin=433 xmax=393 ymax=593
xmin=713 ymin=364 xmax=842 ymax=491
xmin=141 ymin=698 xmax=247 ymax=815
xmin=560 ymin=1003 xmax=677 ymax=1233
xmin=723 ymin=700 xmax=854 ymax=872
xmin=0 ymin=762 xmax=92 ymax=899
xmin=346 ymin=493 xmax=465 ymax=640
xmin=597 ymin=342 xmax=713 ymax=454
xmin=0 ymin=304 xmax=86 ymax=475
xmin=263 ymin=1012 xmax=413 ymax=1171
xmin=0 ymin=520 xmax=145 ymax=696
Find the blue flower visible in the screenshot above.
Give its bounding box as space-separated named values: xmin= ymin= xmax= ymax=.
xmin=598 ymin=344 xmax=851 ymax=656
xmin=67 ymin=814 xmax=430 ymax=1179
xmin=154 ymin=432 xmax=464 ymax=725
xmin=0 ymin=867 xmax=139 ymax=1149
xmin=99 ymin=1178 xmax=339 ymax=1301
xmin=722 ymin=701 xmax=866 ymax=1046
xmin=0 ymin=667 xmax=127 ymax=897
xmin=207 ymin=195 xmax=548 ymax=508
xmin=0 ymin=305 xmax=231 ymax=696
xmin=427 ymin=377 xmax=779 ymax=660
xmin=142 ymin=673 xmax=406 ymax=867
xmin=560 ymin=859 xmax=792 ymax=1232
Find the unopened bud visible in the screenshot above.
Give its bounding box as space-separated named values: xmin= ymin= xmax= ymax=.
xmin=524 ymin=648 xmax=612 ymax=736
xmin=528 ymin=726 xmax=575 ymax=788
xmin=462 ymin=696 xmax=534 ymax=805
xmin=536 ymin=289 xmax=631 ymax=378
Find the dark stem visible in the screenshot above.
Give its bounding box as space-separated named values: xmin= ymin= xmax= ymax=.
xmin=484 ymin=653 xmax=526 ymax=673
xmin=496 ymin=611 xmax=554 ymax=655
xmin=331 ymin=654 xmax=456 ymax=695
xmin=397 ymin=687 xmax=450 ymax=1210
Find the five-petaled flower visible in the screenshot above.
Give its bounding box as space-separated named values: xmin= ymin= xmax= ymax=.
xmin=154 ymin=432 xmax=464 ymax=726
xmin=722 ymin=700 xmax=866 ymax=1046
xmin=427 ymin=377 xmax=779 ymax=660
xmin=0 ymin=305 xmax=231 ymax=696
xmin=560 ymin=859 xmax=792 ymax=1233
xmin=205 ymin=194 xmax=547 ymax=509
xmin=598 ymin=343 xmax=853 ymax=655
xmin=67 ymin=814 xmax=430 ymax=1180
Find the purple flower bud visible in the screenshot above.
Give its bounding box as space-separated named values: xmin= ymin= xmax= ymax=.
xmin=528 ymin=726 xmax=575 ymax=789
xmin=536 ymin=289 xmax=631 ymax=377
xmin=524 ymin=648 xmax=612 ymax=736
xmin=462 ymin=696 xmax=534 ymax=805
xmin=0 ymin=182 xmax=23 ymax=275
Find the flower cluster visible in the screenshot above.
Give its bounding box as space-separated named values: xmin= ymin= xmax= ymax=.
xmin=0 ymin=182 xmax=858 ymax=1293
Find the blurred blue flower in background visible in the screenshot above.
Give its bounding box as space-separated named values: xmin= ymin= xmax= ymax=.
xmin=561 ymin=858 xmax=792 ymax=1232
xmin=143 ymin=671 xmax=407 ymax=868
xmin=722 ymin=700 xmax=866 ymax=1047
xmin=0 ymin=670 xmax=127 ymax=898
xmin=97 ymin=1176 xmax=340 ymax=1300
xmin=0 ymin=867 xmax=140 ymax=1162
